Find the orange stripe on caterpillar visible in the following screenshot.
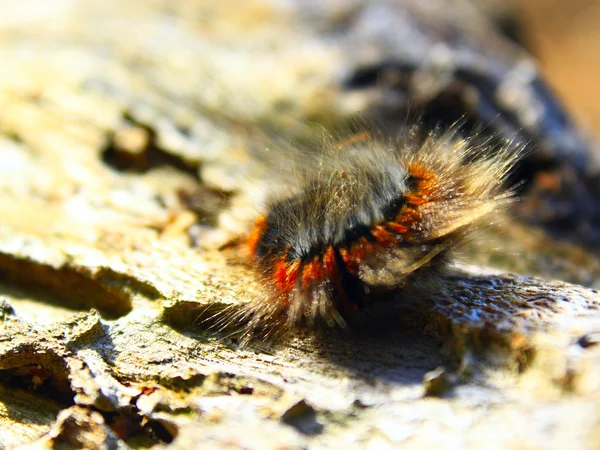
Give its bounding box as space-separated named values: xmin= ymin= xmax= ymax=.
xmin=274 ymin=259 xmax=300 ymax=294
xmin=246 ymin=215 xmax=267 ymax=256
xmin=372 ymin=225 xmax=398 ymax=245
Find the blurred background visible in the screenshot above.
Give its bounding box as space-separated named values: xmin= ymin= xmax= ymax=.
xmin=479 ymin=0 xmax=600 ymax=139
xmin=0 ymin=0 xmax=598 ymax=138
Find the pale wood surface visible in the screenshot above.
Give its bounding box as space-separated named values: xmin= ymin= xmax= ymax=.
xmin=1 ymin=1 xmax=600 ymax=449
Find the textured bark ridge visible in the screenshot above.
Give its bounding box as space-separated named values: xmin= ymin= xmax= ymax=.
xmin=1 ymin=1 xmax=600 ymax=449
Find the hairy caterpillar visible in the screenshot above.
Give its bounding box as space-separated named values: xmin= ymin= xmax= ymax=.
xmin=211 ymin=127 xmax=520 ymax=343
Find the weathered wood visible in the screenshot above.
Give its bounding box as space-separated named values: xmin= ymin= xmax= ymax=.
xmin=1 ymin=1 xmax=600 ymax=449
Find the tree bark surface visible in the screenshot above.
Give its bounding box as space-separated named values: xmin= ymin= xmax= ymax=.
xmin=1 ymin=1 xmax=600 ymax=449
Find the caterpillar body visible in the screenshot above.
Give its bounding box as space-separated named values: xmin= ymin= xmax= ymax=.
xmin=215 ymin=128 xmax=519 ymax=342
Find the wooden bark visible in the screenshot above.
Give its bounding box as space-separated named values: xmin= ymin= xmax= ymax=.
xmin=1 ymin=1 xmax=600 ymax=449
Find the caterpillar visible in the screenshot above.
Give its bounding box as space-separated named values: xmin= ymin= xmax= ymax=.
xmin=212 ymin=127 xmax=520 ymax=343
